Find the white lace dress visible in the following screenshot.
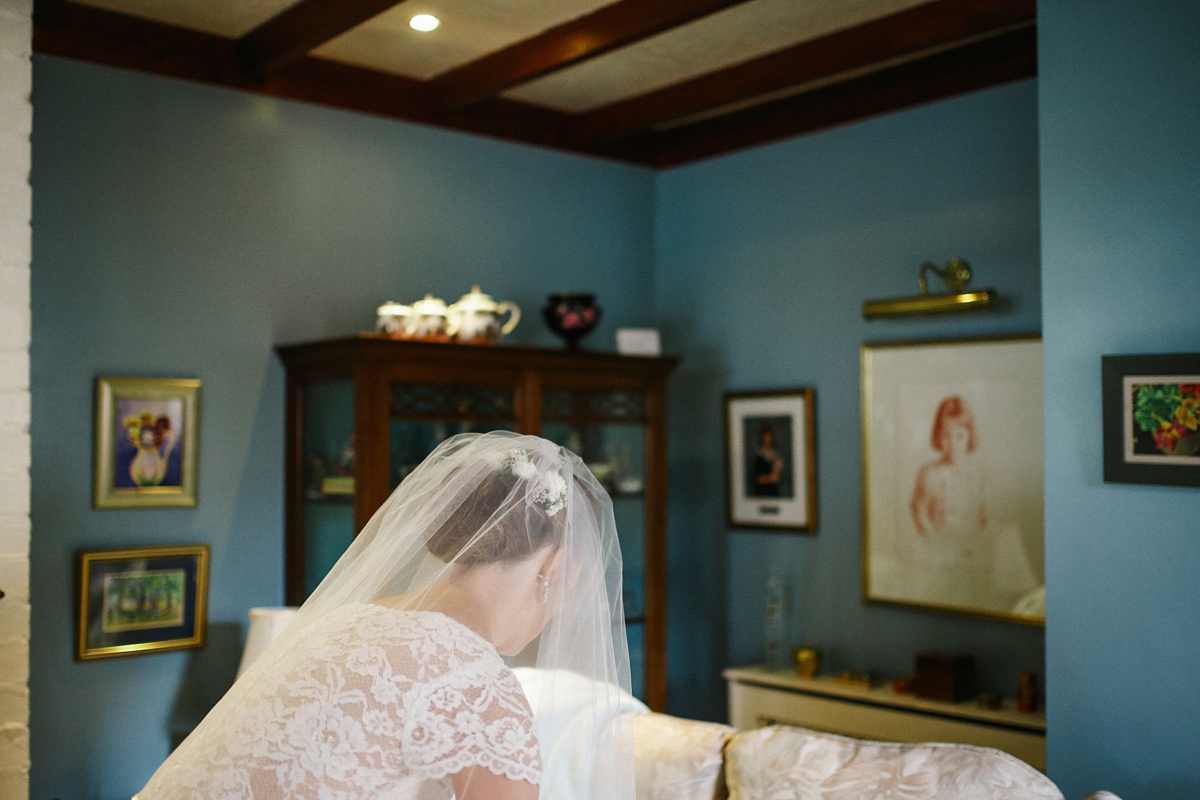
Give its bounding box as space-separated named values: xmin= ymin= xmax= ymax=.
xmin=138 ymin=604 xmax=541 ymax=800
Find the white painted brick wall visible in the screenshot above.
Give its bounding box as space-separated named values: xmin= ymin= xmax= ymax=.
xmin=0 ymin=0 xmax=31 ymax=796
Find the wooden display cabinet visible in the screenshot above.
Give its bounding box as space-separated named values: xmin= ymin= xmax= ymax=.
xmin=276 ymin=335 xmax=677 ymax=710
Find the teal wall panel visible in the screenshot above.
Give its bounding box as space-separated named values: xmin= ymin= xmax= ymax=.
xmin=1038 ymin=2 xmax=1200 ymax=798
xmin=30 ymin=56 xmax=653 ymax=799
xmin=654 ymin=80 xmax=1044 ymax=721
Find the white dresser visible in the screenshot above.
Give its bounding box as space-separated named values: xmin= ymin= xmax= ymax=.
xmin=724 ymin=666 xmax=1046 ymax=771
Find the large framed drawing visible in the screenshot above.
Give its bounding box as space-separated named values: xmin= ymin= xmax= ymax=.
xmin=77 ymin=544 xmax=210 ymax=660
xmin=94 ymin=377 xmax=200 ymax=509
xmin=725 ymin=389 xmax=816 ymax=532
xmin=862 ymin=335 xmax=1043 ymax=624
xmin=1102 ymin=352 xmax=1200 ymax=487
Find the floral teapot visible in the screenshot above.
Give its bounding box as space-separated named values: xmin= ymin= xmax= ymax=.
xmin=450 ymin=285 xmax=520 ymax=343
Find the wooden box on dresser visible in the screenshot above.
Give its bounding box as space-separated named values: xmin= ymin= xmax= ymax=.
xmin=277 ymin=335 xmax=677 ymax=710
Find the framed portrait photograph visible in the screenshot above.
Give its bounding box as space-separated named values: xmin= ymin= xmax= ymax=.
xmin=1102 ymin=352 xmax=1200 ymax=487
xmin=77 ymin=544 xmax=210 ymax=660
xmin=862 ymin=335 xmax=1044 ymax=625
xmin=724 ymin=388 xmax=816 ymax=532
xmin=94 ymin=377 xmax=200 ymax=509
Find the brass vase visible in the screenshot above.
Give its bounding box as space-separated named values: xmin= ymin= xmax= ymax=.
xmin=793 ymin=643 xmax=820 ymax=679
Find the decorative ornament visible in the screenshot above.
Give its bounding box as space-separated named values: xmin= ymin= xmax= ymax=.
xmin=542 ymin=292 xmax=601 ymax=349
xmin=498 ymin=450 xmax=567 ymax=516
xmin=531 ymin=471 xmax=567 ymax=517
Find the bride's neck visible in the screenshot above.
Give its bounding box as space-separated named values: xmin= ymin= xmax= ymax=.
xmin=428 ymin=564 xmax=531 ymax=651
xmin=425 ymin=581 xmax=493 ymax=641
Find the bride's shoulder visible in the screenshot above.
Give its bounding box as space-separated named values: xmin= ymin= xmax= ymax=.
xmin=352 ymin=604 xmax=501 ymax=661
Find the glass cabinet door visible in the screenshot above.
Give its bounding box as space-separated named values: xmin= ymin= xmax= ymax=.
xmin=299 ymin=379 xmax=356 ymax=598
xmin=388 ymin=380 xmax=517 ymax=490
xmin=297 ymin=378 xmax=518 ymax=602
xmin=541 ymin=387 xmax=649 ymax=700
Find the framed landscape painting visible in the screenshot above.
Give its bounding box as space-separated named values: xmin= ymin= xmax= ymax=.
xmin=94 ymin=377 xmax=200 ymax=509
xmin=77 ymin=544 xmax=209 ymax=660
xmin=1102 ymin=352 xmax=1200 ymax=487
xmin=724 ymin=388 xmax=816 ymax=532
xmin=862 ymin=335 xmax=1044 ymax=624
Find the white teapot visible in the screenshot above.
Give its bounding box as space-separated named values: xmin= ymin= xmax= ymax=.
xmin=407 ymin=294 xmax=458 ymax=341
xmin=450 ymin=285 xmax=520 ymax=343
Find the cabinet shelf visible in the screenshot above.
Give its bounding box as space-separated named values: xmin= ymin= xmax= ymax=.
xmin=304 ymin=494 xmax=355 ymax=505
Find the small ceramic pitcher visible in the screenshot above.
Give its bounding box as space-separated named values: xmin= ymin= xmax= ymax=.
xmin=450 ymin=285 xmax=520 ymax=343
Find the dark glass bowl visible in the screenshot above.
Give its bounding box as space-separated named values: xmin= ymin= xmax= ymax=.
xmin=542 ymin=292 xmax=602 ymax=349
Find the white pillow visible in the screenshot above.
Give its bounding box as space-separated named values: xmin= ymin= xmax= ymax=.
xmin=513 ymin=667 xmax=649 ymax=800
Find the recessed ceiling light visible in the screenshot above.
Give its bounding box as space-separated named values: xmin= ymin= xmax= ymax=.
xmin=409 ymin=14 xmax=440 ymax=32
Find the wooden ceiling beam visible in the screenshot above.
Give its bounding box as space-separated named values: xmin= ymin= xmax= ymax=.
xmin=575 ymin=0 xmax=1036 ymax=143
xmin=650 ymin=25 xmax=1038 ymax=168
xmin=33 ymin=3 xmax=656 ymax=165
xmin=31 ymin=1 xmax=1038 ymax=168
xmin=428 ymin=0 xmax=755 ymax=111
xmin=33 ymin=0 xmax=243 ymax=83
xmin=237 ymin=0 xmax=409 ymax=78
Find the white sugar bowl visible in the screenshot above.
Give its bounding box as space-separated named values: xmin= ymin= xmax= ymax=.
xmin=375 ymin=301 xmax=413 ymax=338
xmin=408 ymin=294 xmax=457 ymax=341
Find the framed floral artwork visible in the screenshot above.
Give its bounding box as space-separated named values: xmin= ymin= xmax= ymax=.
xmin=724 ymin=389 xmax=816 ymax=532
xmin=1102 ymin=353 xmax=1200 ymax=487
xmin=862 ymin=335 xmax=1044 ymax=625
xmin=94 ymin=377 xmax=200 ymax=509
xmin=77 ymin=544 xmax=209 ymax=660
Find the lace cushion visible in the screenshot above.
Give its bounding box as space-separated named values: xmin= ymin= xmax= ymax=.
xmin=725 ymin=725 xmax=1063 ymax=800
xmin=626 ymin=712 xmax=734 ymax=800
xmin=139 ymin=605 xmax=540 ymax=799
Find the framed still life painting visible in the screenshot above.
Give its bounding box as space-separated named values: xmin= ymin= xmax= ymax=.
xmin=724 ymin=388 xmax=816 ymax=532
xmin=861 ymin=335 xmax=1044 ymax=624
xmin=94 ymin=377 xmax=200 ymax=509
xmin=77 ymin=544 xmax=209 ymax=660
xmin=1102 ymin=352 xmax=1200 ymax=487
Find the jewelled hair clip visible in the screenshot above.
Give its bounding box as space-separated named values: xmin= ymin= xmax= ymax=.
xmin=531 ymin=471 xmax=567 ymax=517
xmin=500 ymin=450 xmax=567 ymax=516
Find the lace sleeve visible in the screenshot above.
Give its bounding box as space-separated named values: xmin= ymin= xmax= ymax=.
xmin=403 ymin=660 xmax=542 ymax=785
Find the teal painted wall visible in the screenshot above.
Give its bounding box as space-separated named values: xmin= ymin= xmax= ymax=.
xmin=1038 ymin=2 xmax=1200 ymax=798
xmin=654 ymin=81 xmax=1044 ymax=721
xmin=30 ymin=56 xmax=654 ymax=799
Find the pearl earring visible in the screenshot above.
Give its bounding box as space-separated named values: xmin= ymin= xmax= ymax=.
xmin=539 ymin=574 xmax=550 ymax=604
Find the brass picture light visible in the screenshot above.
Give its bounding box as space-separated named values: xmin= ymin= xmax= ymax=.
xmin=863 ymin=258 xmax=995 ymax=318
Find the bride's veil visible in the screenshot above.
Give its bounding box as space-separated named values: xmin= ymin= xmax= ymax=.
xmin=235 ymin=430 xmax=635 ymax=799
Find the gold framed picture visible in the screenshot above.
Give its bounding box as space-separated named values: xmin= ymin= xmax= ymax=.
xmin=724 ymin=388 xmax=817 ymax=532
xmin=94 ymin=376 xmax=200 ymax=509
xmin=77 ymin=544 xmax=210 ymax=660
xmin=862 ymin=334 xmax=1044 ymax=625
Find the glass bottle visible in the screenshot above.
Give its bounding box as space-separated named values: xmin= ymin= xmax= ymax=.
xmin=765 ymin=568 xmax=787 ymax=669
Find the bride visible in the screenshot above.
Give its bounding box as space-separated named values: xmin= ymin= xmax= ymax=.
xmin=137 ymin=432 xmax=635 ymax=800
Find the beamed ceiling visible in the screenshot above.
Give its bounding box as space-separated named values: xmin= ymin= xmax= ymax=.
xmin=32 ymin=0 xmax=1036 ymax=167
